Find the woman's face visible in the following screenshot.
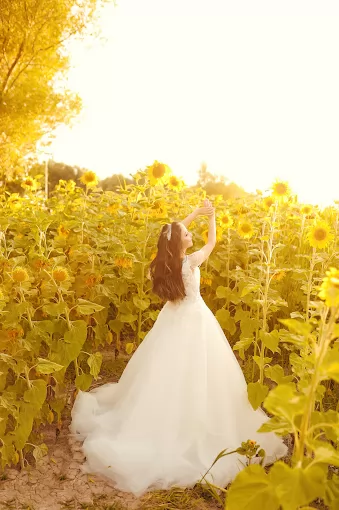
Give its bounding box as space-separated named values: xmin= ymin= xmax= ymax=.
xmin=179 ymin=223 xmax=193 ymax=250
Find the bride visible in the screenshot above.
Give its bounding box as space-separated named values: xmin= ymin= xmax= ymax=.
xmin=69 ymin=199 xmax=287 ymax=496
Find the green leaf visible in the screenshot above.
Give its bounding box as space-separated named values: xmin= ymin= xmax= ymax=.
xmin=258 ymin=416 xmax=293 ymax=435
xmin=259 ymin=330 xmax=279 ymax=353
xmin=310 ymin=410 xmax=339 ymax=442
xmin=36 ymin=358 xmax=64 ymax=374
xmin=241 ymin=284 xmax=261 ymax=297
xmin=264 ymin=383 xmax=306 ymax=424
xmin=247 ymin=382 xmax=269 ymax=410
xmin=215 ymin=308 xmax=236 ymax=335
xmin=133 ymin=296 xmax=150 ymax=311
xmin=233 ymin=337 xmax=253 ymax=352
xmin=32 ymin=443 xmax=48 ymax=462
xmin=325 ymin=474 xmax=339 ymax=510
xmin=108 ymin=319 xmax=124 ymax=334
xmin=226 ymin=464 xmax=279 ymax=510
xmin=313 ymin=444 xmax=339 ymax=467
xmin=240 ymin=317 xmax=260 ymax=337
xmin=77 ymin=299 xmax=105 ymax=312
xmin=42 ymin=302 xmax=67 ymax=316
xmin=126 ymin=342 xmax=135 ymax=354
xmin=24 ymin=380 xmax=47 ymax=409
xmin=51 ymin=320 xmax=87 ymax=366
xmin=253 ymin=355 xmax=272 ymax=368
xmin=75 ymin=373 xmax=93 ymax=391
xmin=264 ymin=365 xmax=293 ymax=385
xmin=279 ymin=319 xmax=312 ymax=336
xmin=319 ymin=349 xmax=339 ymax=383
xmin=216 ymin=286 xmax=230 ymax=299
xmin=119 ymin=313 xmax=138 ymax=323
xmin=87 ymin=352 xmax=103 ymax=380
xmin=269 ymin=462 xmax=326 ymax=510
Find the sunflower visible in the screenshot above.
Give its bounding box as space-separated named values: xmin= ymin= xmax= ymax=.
xmin=202 ymin=228 xmax=223 ymax=243
xmin=216 ymin=227 xmax=223 ymax=242
xmin=21 ymin=177 xmax=39 ymax=192
xmin=115 ymin=257 xmax=133 ymax=269
xmin=57 ymin=225 xmax=70 ymax=238
xmin=85 ymin=274 xmax=103 ymax=287
xmin=80 ymin=171 xmax=99 ymax=188
xmin=238 ymin=221 xmax=254 ymax=239
xmin=167 ymin=175 xmax=184 ymax=191
xmin=147 ymin=160 xmax=170 ymax=186
xmin=263 ymin=196 xmax=275 ymax=210
xmin=219 ymin=212 xmax=234 ymax=229
xmin=7 ymin=193 xmax=22 ymax=210
xmin=271 ymin=180 xmax=291 ymax=199
xmin=12 ymin=267 xmax=29 ymax=283
xmin=307 ymin=221 xmax=334 ymax=250
xmin=318 ymin=267 xmax=339 ymax=307
xmin=272 ymin=271 xmax=286 ymax=281
xmin=107 ymin=203 xmax=120 ymax=215
xmin=300 ymin=205 xmax=313 ymax=216
xmin=149 ymin=199 xmax=167 ymax=218
xmin=6 ymin=327 xmax=24 ymax=340
xmin=52 ymin=267 xmax=70 ymax=282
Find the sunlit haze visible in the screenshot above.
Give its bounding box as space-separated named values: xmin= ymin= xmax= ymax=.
xmin=50 ymin=0 xmax=339 ymax=206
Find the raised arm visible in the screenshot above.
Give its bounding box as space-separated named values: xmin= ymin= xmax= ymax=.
xmin=188 ymin=208 xmax=216 ymax=268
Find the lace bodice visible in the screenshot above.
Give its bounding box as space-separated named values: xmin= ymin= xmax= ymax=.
xmin=181 ymin=256 xmax=201 ymax=301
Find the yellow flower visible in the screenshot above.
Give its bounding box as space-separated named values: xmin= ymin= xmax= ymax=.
xmin=52 ymin=267 xmax=69 ymax=282
xmin=21 ymin=177 xmax=39 ymax=192
xmin=238 ymin=221 xmax=254 ymax=239
xmin=6 ymin=327 xmax=24 ymax=340
xmin=149 ymin=199 xmax=167 ymax=218
xmin=57 ymin=225 xmax=70 ymax=237
xmin=271 ymin=180 xmax=291 ymax=199
xmin=237 ymin=205 xmax=250 ymax=215
xmin=216 ymin=227 xmax=223 ymax=242
xmin=167 ymin=175 xmax=184 ymax=191
xmin=219 ymin=213 xmax=234 ymax=229
xmin=85 ymin=274 xmax=103 ymax=287
xmin=147 ymin=160 xmax=170 ymax=186
xmin=300 ymin=205 xmax=313 ymax=216
xmin=318 ymin=267 xmax=339 ymax=307
xmin=150 ymin=252 xmax=157 ymax=261
xmin=263 ymin=196 xmax=275 ymax=210
xmin=307 ymin=221 xmax=334 ymax=250
xmin=7 ymin=193 xmax=22 ymax=210
xmin=202 ymin=228 xmax=223 ymax=243
xmin=272 ymin=271 xmax=286 ymax=282
xmin=80 ymin=171 xmax=99 ymax=188
xmin=201 ymin=277 xmax=212 ymax=286
xmin=115 ymin=257 xmax=133 ymax=269
xmin=12 ymin=267 xmax=29 ymax=282
xmin=0 ymin=289 xmax=5 ymax=300
xmin=107 ymin=203 xmax=119 ymax=215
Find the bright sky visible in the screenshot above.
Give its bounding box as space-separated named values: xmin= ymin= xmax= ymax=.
xmin=51 ymin=0 xmax=339 ymax=206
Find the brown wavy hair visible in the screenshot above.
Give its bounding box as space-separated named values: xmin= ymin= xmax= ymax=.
xmin=149 ymin=222 xmax=186 ymax=302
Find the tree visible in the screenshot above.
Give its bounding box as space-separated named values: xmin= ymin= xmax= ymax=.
xmin=196 ymin=162 xmax=246 ymax=200
xmin=0 ymin=0 xmax=111 ymax=182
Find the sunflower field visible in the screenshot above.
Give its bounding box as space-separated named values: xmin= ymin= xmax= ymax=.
xmin=1 ymin=161 xmax=339 ymax=509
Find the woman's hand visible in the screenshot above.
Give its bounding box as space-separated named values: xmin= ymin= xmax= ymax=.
xmin=196 ymin=199 xmax=215 ymax=217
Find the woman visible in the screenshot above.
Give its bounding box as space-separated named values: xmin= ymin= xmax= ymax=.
xmin=70 ymin=199 xmax=287 ymax=496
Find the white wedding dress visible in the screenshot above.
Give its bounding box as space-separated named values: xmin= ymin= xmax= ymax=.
xmin=69 ymin=250 xmax=287 ymax=496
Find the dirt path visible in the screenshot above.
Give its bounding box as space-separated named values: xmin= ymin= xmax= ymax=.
xmin=0 ymin=416 xmax=141 ymax=510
